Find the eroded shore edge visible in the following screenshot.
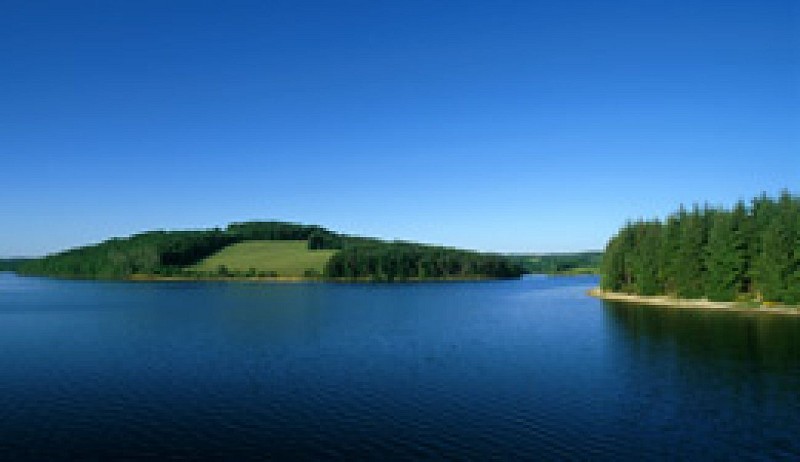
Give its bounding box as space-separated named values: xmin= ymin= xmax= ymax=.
xmin=588 ymin=288 xmax=800 ymax=316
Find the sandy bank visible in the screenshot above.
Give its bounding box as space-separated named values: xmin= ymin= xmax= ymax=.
xmin=588 ymin=288 xmax=800 ymax=316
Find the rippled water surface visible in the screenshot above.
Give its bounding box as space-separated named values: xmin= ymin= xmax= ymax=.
xmin=0 ymin=272 xmax=798 ymax=460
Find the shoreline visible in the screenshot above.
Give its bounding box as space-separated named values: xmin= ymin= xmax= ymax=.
xmin=123 ymin=274 xmax=515 ymax=283
xmin=126 ymin=274 xmax=311 ymax=283
xmin=588 ymin=288 xmax=800 ymax=316
xmin=10 ymin=272 xmax=520 ymax=283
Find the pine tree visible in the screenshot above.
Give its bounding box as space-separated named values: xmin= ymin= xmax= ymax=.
xmin=601 ymin=236 xmax=627 ymax=291
xmin=600 ymin=191 xmax=799 ymax=305
xmin=752 ymin=191 xmax=798 ymax=303
xmin=631 ymin=221 xmax=662 ymax=295
xmin=675 ymin=206 xmax=707 ymax=299
xmin=659 ymin=208 xmax=685 ymax=295
xmin=704 ymin=212 xmax=742 ymax=301
xmin=789 ymin=210 xmax=800 ymax=304
xmin=730 ymin=200 xmax=752 ymax=294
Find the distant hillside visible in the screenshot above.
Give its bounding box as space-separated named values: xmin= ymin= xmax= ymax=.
xmin=17 ymin=221 xmax=524 ymax=282
xmin=325 ymin=241 xmax=523 ymax=281
xmin=0 ymin=258 xmax=32 ymax=272
xmin=508 ymin=252 xmax=603 ymax=275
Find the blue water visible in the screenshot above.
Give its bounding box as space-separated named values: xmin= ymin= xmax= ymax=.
xmin=0 ymin=272 xmax=798 ymax=460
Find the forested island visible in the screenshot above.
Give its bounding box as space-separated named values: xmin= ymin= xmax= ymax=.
xmin=16 ymin=221 xmax=524 ymax=282
xmin=599 ymin=191 xmax=799 ymax=306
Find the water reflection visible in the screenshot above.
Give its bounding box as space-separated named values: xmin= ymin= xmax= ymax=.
xmin=2 ymin=272 xmax=800 ymax=460
xmin=604 ymin=301 xmax=800 ymax=373
xmin=600 ymin=302 xmax=800 ymax=459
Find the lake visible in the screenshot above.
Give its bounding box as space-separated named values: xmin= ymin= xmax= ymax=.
xmin=0 ymin=272 xmax=798 ymax=460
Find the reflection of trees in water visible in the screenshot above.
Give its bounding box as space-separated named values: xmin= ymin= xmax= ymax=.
xmin=602 ymin=301 xmax=800 ymax=459
xmin=603 ymin=301 xmax=800 ymax=375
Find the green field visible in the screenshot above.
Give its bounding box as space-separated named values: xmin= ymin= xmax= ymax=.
xmin=188 ymin=240 xmax=338 ymax=277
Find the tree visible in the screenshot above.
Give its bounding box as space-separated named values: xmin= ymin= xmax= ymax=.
xmin=658 ymin=209 xmax=684 ymax=295
xmin=754 ymin=191 xmax=799 ymax=303
xmin=675 ymin=206 xmax=707 ymax=299
xmin=630 ymin=221 xmax=662 ymax=295
xmin=705 ymin=212 xmax=743 ymax=301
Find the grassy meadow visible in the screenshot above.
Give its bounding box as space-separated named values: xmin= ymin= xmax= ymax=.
xmin=188 ymin=240 xmax=337 ymax=277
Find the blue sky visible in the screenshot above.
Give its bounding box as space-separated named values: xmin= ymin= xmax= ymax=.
xmin=2 ymin=0 xmax=798 ymax=256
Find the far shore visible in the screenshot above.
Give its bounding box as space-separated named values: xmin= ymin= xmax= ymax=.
xmin=125 ymin=274 xmax=509 ymax=283
xmin=588 ymin=288 xmax=800 ymax=316
xmin=127 ymin=274 xmax=311 ymax=283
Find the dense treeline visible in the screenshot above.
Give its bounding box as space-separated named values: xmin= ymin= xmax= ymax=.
xmin=0 ymin=259 xmax=31 ymax=272
xmin=228 ymin=221 xmax=378 ymax=250
xmin=228 ymin=222 xmax=328 ymax=242
xmin=509 ymin=252 xmax=602 ymax=274
xmin=324 ymin=242 xmax=523 ymax=281
xmin=18 ymin=221 xmax=343 ymax=279
xmin=601 ymin=191 xmax=800 ymax=304
xmin=17 ymin=221 xmax=523 ymax=281
xmin=19 ymin=230 xmax=240 ymax=278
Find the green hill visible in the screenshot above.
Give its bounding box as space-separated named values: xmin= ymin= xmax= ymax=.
xmin=188 ymin=240 xmax=337 ymax=277
xmin=17 ymin=220 xmax=524 ymax=282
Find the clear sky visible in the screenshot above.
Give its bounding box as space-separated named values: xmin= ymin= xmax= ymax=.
xmin=2 ymin=0 xmax=798 ymax=256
